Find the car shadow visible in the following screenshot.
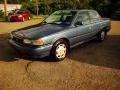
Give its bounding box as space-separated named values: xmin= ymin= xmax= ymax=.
xmin=67 ymin=35 xmax=120 ymax=69
xmin=0 ymin=33 xmax=120 ymax=69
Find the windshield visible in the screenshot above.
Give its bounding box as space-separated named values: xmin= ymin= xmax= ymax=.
xmin=44 ymin=10 xmax=77 ymax=25
xmin=15 ymin=10 xmax=23 ymax=14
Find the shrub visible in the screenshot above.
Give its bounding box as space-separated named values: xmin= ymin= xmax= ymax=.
xmin=0 ymin=10 xmax=4 ymax=18
xmin=39 ymin=3 xmax=52 ymax=15
xmin=21 ymin=0 xmax=120 ymax=18
xmin=21 ymin=2 xmax=36 ymax=14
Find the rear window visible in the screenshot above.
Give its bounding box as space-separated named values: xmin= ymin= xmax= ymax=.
xmin=89 ymin=11 xmax=100 ymax=19
xmin=89 ymin=11 xmax=101 ymax=23
xmin=76 ymin=12 xmax=91 ymax=25
xmin=16 ymin=11 xmax=23 ymax=14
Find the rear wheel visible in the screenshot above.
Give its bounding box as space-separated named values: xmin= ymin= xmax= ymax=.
xmin=97 ymin=30 xmax=106 ymax=41
xmin=51 ymin=39 xmax=68 ymax=61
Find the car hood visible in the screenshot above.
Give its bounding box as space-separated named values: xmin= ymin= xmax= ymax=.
xmin=13 ymin=24 xmax=69 ymax=39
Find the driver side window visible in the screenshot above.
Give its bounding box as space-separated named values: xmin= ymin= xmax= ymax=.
xmin=75 ymin=12 xmax=90 ymax=25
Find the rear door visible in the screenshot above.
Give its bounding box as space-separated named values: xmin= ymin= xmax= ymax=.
xmin=88 ymin=11 xmax=101 ymax=35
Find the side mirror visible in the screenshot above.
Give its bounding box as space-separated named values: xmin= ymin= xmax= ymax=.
xmin=75 ymin=21 xmax=83 ymax=26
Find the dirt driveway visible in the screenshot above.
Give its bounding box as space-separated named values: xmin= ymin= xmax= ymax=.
xmin=0 ymin=20 xmax=120 ymax=90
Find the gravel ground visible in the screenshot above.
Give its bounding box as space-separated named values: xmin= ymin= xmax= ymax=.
xmin=0 ymin=20 xmax=120 ymax=90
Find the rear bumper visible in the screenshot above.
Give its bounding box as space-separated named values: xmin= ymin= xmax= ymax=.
xmin=9 ymin=40 xmax=52 ymax=58
xmin=10 ymin=16 xmax=23 ymax=21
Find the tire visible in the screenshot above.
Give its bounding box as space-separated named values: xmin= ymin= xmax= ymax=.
xmin=97 ymin=30 xmax=106 ymax=42
xmin=51 ymin=39 xmax=68 ymax=61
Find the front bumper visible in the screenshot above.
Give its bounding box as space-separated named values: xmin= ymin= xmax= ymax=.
xmin=9 ymin=40 xmax=52 ymax=58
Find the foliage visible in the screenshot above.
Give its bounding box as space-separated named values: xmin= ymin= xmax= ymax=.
xmin=21 ymin=2 xmax=36 ymax=14
xmin=89 ymin=0 xmax=111 ymax=17
xmin=0 ymin=10 xmax=4 ymax=18
xmin=0 ymin=0 xmax=28 ymax=4
xmin=39 ymin=3 xmax=52 ymax=14
xmin=21 ymin=0 xmax=92 ymax=15
xmin=111 ymin=1 xmax=120 ymax=13
xmin=1 ymin=0 xmax=119 ymax=17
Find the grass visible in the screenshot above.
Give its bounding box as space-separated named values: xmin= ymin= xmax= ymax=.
xmin=32 ymin=15 xmax=48 ymax=19
xmin=0 ymin=15 xmax=47 ymax=22
xmin=0 ymin=19 xmax=43 ymax=34
xmin=0 ymin=15 xmax=46 ymax=34
xmin=0 ymin=17 xmax=6 ymax=22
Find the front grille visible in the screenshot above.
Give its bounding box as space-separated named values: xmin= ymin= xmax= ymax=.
xmin=12 ymin=35 xmax=23 ymax=44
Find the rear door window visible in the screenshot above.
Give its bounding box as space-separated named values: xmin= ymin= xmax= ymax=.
xmin=75 ymin=12 xmax=91 ymax=25
xmin=89 ymin=11 xmax=101 ymax=23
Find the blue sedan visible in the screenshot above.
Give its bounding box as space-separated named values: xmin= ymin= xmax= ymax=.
xmin=9 ymin=10 xmax=111 ymax=60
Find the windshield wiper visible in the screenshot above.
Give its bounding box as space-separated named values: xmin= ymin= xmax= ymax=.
xmin=48 ymin=22 xmax=57 ymax=24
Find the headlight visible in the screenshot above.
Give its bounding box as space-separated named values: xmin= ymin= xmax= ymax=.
xmin=32 ymin=39 xmax=44 ymax=45
xmin=23 ymin=39 xmax=44 ymax=46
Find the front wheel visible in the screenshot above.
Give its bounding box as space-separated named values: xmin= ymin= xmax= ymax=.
xmin=51 ymin=40 xmax=68 ymax=61
xmin=97 ymin=31 xmax=106 ymax=41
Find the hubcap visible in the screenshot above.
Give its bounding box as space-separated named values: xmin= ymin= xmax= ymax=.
xmin=56 ymin=44 xmax=67 ymax=59
xmin=101 ymin=31 xmax=105 ymax=40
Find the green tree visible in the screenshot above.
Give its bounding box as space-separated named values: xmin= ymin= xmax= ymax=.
xmin=19 ymin=0 xmax=120 ymax=17
xmin=39 ymin=2 xmax=52 ymax=14
xmin=21 ymin=2 xmax=36 ymax=14
xmin=0 ymin=10 xmax=4 ymax=17
xmin=89 ymin=0 xmax=111 ymax=17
